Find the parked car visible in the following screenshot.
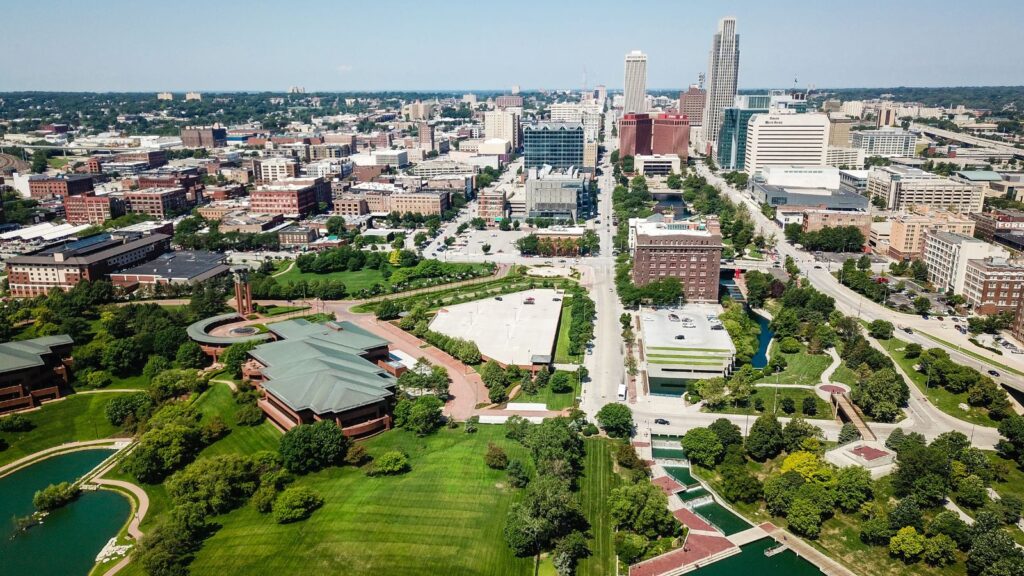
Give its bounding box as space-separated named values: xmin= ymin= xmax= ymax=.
xmin=654 ymin=418 xmax=670 ymax=425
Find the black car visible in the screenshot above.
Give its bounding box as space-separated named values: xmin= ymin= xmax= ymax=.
xmin=654 ymin=418 xmax=670 ymax=425
xmin=988 ymin=369 xmax=1000 ymax=377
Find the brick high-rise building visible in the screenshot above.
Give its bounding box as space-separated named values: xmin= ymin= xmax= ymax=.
xmin=181 ymin=126 xmax=227 ymax=148
xmin=418 ymin=122 xmax=435 ymax=150
xmin=651 ymin=114 xmax=690 ymax=160
xmin=628 ymin=215 xmax=722 ymax=302
xmin=619 ymin=114 xmax=652 ymax=158
xmin=678 ymin=85 xmax=706 ymax=126
xmin=963 ymin=257 xmax=1024 ymax=315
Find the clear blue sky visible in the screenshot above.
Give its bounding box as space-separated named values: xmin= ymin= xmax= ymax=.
xmin=2 ymin=0 xmax=1022 ymax=92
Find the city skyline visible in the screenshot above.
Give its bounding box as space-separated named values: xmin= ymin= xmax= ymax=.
xmin=1 ymin=0 xmax=1023 ymax=92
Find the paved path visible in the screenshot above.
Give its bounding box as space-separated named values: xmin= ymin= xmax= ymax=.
xmin=271 ymin=261 xmax=295 ymax=277
xmin=76 ymin=389 xmax=142 ymax=395
xmin=761 ymin=525 xmax=858 ymax=576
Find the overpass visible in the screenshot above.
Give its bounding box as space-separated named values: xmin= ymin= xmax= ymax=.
xmin=910 ymin=123 xmax=1024 ymax=159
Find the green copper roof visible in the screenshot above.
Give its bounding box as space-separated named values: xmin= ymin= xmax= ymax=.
xmin=0 ymin=335 xmax=73 ymax=373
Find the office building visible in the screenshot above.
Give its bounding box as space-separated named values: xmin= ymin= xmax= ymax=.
xmin=109 ymin=250 xmax=230 ymax=289
xmin=801 ymin=210 xmax=872 ymax=239
xmin=716 ymin=91 xmax=809 ymax=170
xmin=825 ymin=146 xmax=866 ymax=169
xmin=629 ymin=214 xmax=722 ymax=301
xmin=970 ymin=209 xmax=1024 ymax=241
xmin=483 ymin=109 xmax=521 ymax=149
xmin=5 ymin=232 xmax=171 ymax=297
xmin=963 ymin=257 xmax=1024 ymax=314
xmin=619 ymin=114 xmax=652 ymax=158
xmin=635 ymin=155 xmax=683 ymax=176
xmin=28 ymin=174 xmax=94 ymax=199
xmin=678 ymin=85 xmax=706 ymax=126
xmin=525 ymin=166 xmax=587 ymax=221
xmin=402 ymin=100 xmax=435 ymax=121
xmin=583 ymin=141 xmax=598 ymax=171
xmin=851 ymin=128 xmax=917 ymax=158
xmin=417 ymin=122 xmax=434 ymax=150
xmin=250 ymin=182 xmax=320 ymax=217
xmin=887 ymin=207 xmax=976 ymax=261
xmin=123 ymin=187 xmax=189 ymax=219
xmin=623 ymin=50 xmax=648 ymax=114
xmin=181 ymin=126 xmax=227 ymax=148
xmin=0 ymin=335 xmax=74 ymax=414
xmin=923 ymin=230 xmax=1009 ymax=295
xmin=703 ymin=17 xmax=740 ymax=153
xmin=866 ymin=165 xmax=983 ymax=213
xmin=651 ymin=114 xmax=690 ymax=159
xmin=549 ymin=102 xmax=603 ymax=141
xmin=477 ymin=189 xmax=507 ymax=224
xmin=254 ymin=157 xmax=299 ymax=183
xmin=409 ymin=160 xmax=476 ymax=178
xmin=875 ymin=102 xmax=899 ymax=128
xmin=495 ymin=95 xmax=523 ymax=109
xmin=743 ymin=112 xmax=830 ymax=174
xmin=827 ymin=115 xmax=853 ymax=147
xmin=523 ymin=123 xmax=584 ymax=170
xmin=64 ymin=193 xmax=121 ymax=224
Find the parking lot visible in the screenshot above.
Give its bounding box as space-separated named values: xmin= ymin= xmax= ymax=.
xmin=433 ymin=227 xmax=528 ymax=259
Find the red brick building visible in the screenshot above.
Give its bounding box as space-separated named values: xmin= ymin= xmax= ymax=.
xmin=651 ymin=114 xmax=690 ymax=160
xmin=0 ymin=335 xmax=74 ymax=414
xmin=629 ymin=215 xmax=722 ymax=302
xmin=250 ymin=184 xmax=319 ymax=217
xmin=28 ymin=174 xmax=94 ymax=199
xmin=64 ymin=193 xmax=122 ymax=224
xmin=181 ymin=126 xmax=227 ymax=148
xmin=124 ymin=187 xmax=189 ymax=218
xmin=619 ymin=113 xmax=652 ymax=159
xmin=678 ymin=85 xmax=706 ymax=126
xmin=137 ymin=167 xmax=203 ymax=203
xmin=964 ymin=257 xmax=1024 ymax=315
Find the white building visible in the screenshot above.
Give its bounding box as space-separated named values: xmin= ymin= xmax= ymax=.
xmin=703 ymin=17 xmax=740 ymax=152
xmin=483 ymin=110 xmax=521 ymax=149
xmin=549 ymin=102 xmax=603 ymax=141
xmin=635 ymin=154 xmax=682 ymax=176
xmin=851 ymin=128 xmax=917 ymax=158
xmin=255 ymin=157 xmax=297 ymax=183
xmin=760 ymin=165 xmax=840 ymax=189
xmin=743 ymin=112 xmax=830 ymax=175
xmin=623 ymin=50 xmax=648 ymax=114
xmin=923 ymin=231 xmax=1009 ymax=295
xmin=825 ymin=146 xmax=866 ymax=169
xmin=866 ymin=165 xmax=983 ymax=213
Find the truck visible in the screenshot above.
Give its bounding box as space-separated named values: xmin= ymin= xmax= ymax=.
xmin=616 ymin=383 xmax=627 ymax=401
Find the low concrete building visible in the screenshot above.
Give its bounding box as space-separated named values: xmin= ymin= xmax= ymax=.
xmin=635 ymin=154 xmax=682 ymax=176
xmin=639 ymin=304 xmax=736 ymax=397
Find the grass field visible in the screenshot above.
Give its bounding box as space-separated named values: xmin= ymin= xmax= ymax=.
xmin=705 ymin=387 xmax=832 ymax=420
xmin=171 ymin=426 xmax=616 ymax=576
xmin=754 ymin=346 xmax=832 ymax=386
xmin=274 ymin=267 xmax=392 ymax=292
xmin=0 ymin=393 xmax=129 ymax=467
xmin=831 ymin=364 xmax=859 ymax=387
xmin=515 ymin=373 xmax=578 ymax=410
xmin=194 ymin=384 xmax=281 ymax=458
xmin=554 ymin=298 xmax=580 ymax=365
xmin=876 ymin=337 xmax=998 ymax=427
xmin=261 ymin=305 xmax=309 ymax=317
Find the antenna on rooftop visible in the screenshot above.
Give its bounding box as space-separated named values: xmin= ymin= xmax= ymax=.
xmin=698 ymin=73 xmax=705 ymax=90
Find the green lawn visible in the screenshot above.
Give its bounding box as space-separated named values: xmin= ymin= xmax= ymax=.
xmin=275 ymin=266 xmax=392 ymax=292
xmin=754 ymin=346 xmax=832 ymax=386
xmin=177 ymin=426 xmax=614 ymax=576
xmin=47 ymin=157 xmax=70 ymax=168
xmin=193 ymin=384 xmax=281 ymax=458
xmin=554 ymin=298 xmax=580 ymax=364
xmin=705 ymin=387 xmax=832 ymax=420
xmin=261 ymin=305 xmax=309 ymax=317
xmin=0 ymin=393 xmax=129 ymax=467
xmin=515 ymin=381 xmax=578 ymax=411
xmin=876 ymin=337 xmax=998 ymax=427
xmin=831 ymin=364 xmax=859 ymax=387
xmin=576 ymin=439 xmax=619 ymax=576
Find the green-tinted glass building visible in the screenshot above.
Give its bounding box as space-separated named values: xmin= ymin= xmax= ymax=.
xmin=717 ymin=92 xmax=809 ymax=171
xmin=523 ymin=122 xmax=584 ymax=170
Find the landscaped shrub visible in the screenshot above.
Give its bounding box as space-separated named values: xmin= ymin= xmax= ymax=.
xmin=279 ymin=420 xmax=351 ymax=474
xmin=105 ymin=393 xmax=153 ymax=427
xmin=235 ymin=403 xmax=264 ymax=426
xmin=344 ymin=445 xmax=371 ymax=467
xmin=507 ymin=460 xmax=529 ymax=488
xmin=779 ymin=337 xmax=802 ymax=354
xmin=368 ymin=450 xmax=410 ymax=476
xmin=272 ymin=486 xmax=324 ymax=524
xmin=0 ymin=413 xmax=34 ymax=432
xmin=485 ymin=443 xmax=509 ymax=469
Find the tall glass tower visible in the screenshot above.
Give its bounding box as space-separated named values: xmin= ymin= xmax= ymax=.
xmin=703 ymin=17 xmax=740 ymax=155
xmin=623 ymin=50 xmax=648 ymax=114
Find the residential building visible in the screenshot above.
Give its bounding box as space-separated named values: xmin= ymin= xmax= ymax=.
xmin=970 ymin=209 xmax=1024 ymax=241
xmin=483 ymin=109 xmax=521 ymax=149
xmin=651 ymin=114 xmax=690 ymax=159
xmin=866 ymin=165 xmax=983 ymax=213
xmin=743 ymin=112 xmax=829 ymax=175
xmin=702 ymin=17 xmax=740 ymax=153
xmin=254 ymin=157 xmax=299 ymax=183
xmin=851 ymin=128 xmax=917 ymax=158
xmin=333 ymin=197 xmax=369 ymax=217
xmin=157 ymin=92 xmax=173 ymax=101
xmin=628 ymin=214 xmax=722 ymax=301
xmin=525 ymin=166 xmax=587 ymax=221
xmin=635 ymin=154 xmax=682 ymax=176
xmin=138 ymin=167 xmax=203 ymax=202
xmin=801 ymin=209 xmax=872 ymax=239
xmin=523 ymin=123 xmax=584 ymax=170
xmin=250 ymin=181 xmax=320 ymax=217
xmin=5 ymin=232 xmax=171 ymax=297
xmin=64 ymin=193 xmax=122 ymax=224
xmin=109 ymin=250 xmax=230 ymax=289
xmin=923 ymin=230 xmax=1009 ymax=294
xmin=623 ymin=50 xmax=648 ymax=114
xmin=28 ymin=174 xmax=94 ymax=199
xmin=825 ymin=146 xmax=866 ymax=169
xmin=583 ymin=141 xmax=598 ymax=171
xmin=963 ymin=257 xmax=1024 ymax=314
xmin=619 ymin=114 xmax=652 ymax=158
xmin=123 ymin=187 xmax=189 ymax=219
xmin=887 ymin=208 xmax=976 ymax=260
xmin=180 ymin=126 xmax=227 ymax=148
xmin=0 ymin=335 xmax=74 ymax=414
xmin=409 ymin=160 xmax=476 ymax=178
xmin=827 ymin=115 xmax=853 ymax=147
xmin=678 ymin=85 xmax=706 ymax=126
xmin=477 ymin=189 xmax=507 ymax=224
xmin=549 ymin=102 xmax=603 ymax=141
xmin=242 ymin=319 xmax=399 ymax=437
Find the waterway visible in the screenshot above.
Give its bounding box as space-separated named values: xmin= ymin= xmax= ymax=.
xmin=750 ymin=310 xmax=774 ymax=369
xmin=0 ymin=448 xmax=129 ymax=576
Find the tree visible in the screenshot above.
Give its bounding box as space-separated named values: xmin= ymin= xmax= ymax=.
xmin=272 ymin=486 xmax=323 ymax=524
xmin=369 ymin=450 xmax=410 ymax=475
xmin=105 ymin=393 xmax=153 ymax=427
xmin=967 ymin=530 xmax=1020 ymax=576
xmin=889 ymin=526 xmax=925 ymax=562
xmin=868 ymin=319 xmax=894 ymax=340
xmin=175 ymin=341 xmax=207 ymax=369
xmin=913 ymin=296 xmax=932 ymax=315
xmin=613 ymin=532 xmax=647 ymax=565
xmin=507 ymin=459 xmax=530 ymax=488
xmin=504 ymin=503 xmax=546 ymax=557
xmin=781 ymin=397 xmax=796 ymax=414
xmin=550 ymin=371 xmax=573 ymax=393
xmin=166 ymin=454 xmax=260 ymax=514
xmin=782 ymin=417 xmax=824 ymax=453
xmin=746 ymin=414 xmax=785 ymax=461
xmin=801 ymin=396 xmax=818 ymax=416
xmin=596 ymin=403 xmax=633 ymax=438
xmin=608 ymin=481 xmax=681 ymax=539
xmin=102 ymin=338 xmax=145 ymax=376
xmin=926 ymin=510 xmax=971 ymax=550
xmin=405 ymin=395 xmax=444 ymax=436
xmin=33 ymin=482 xmax=80 ymax=511
xmin=956 ymin=474 xmax=987 ymax=508
xmin=835 ymin=466 xmax=873 ymax=512
xmin=708 ymin=418 xmax=743 ymax=449
xmin=861 ymin=516 xmax=892 ymax=545
xmin=221 ymin=340 xmax=258 ymax=378
xmin=904 ymin=343 xmax=923 ymax=359
xmin=278 ymin=420 xmax=350 ymax=474
xmin=681 ymin=427 xmax=723 ymax=468
xmin=787 ymin=497 xmax=823 ymax=538
xmin=922 ymin=534 xmax=957 ymax=567
xmin=480 ymin=360 xmax=507 ymax=388
xmin=486 ymin=443 xmax=509 ymax=469
xmin=552 ymin=531 xmax=591 ymax=576
xmin=889 ymin=497 xmax=924 ymax=532
xmin=489 ymin=383 xmax=508 ymax=404
xmin=143 ymin=356 xmax=172 ymax=380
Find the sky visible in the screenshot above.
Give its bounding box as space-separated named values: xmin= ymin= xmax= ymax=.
xmin=2 ymin=0 xmax=1022 ymax=92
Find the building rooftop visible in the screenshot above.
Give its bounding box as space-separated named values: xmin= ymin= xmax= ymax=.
xmin=0 ymin=335 xmax=74 ymax=373
xmin=640 ymin=304 xmax=736 ymax=378
xmin=9 ymin=232 xmax=170 ymax=266
xmin=955 ymin=170 xmax=1003 ymax=182
xmin=115 ymin=250 xmax=228 ymax=282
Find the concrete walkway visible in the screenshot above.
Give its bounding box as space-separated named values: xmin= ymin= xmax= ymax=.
xmin=760 ymin=524 xmax=858 ymax=576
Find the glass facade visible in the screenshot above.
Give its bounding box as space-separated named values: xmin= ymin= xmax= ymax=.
xmin=717 ymin=107 xmax=765 ymax=171
xmin=523 ymin=123 xmax=584 ymax=169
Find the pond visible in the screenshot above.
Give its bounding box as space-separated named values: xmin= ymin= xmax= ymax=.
xmin=749 ymin=309 xmax=773 ymax=369
xmin=0 ymin=448 xmax=130 ymax=576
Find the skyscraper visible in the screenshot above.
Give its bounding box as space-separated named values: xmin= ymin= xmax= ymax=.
xmin=702 ymin=17 xmax=740 ymax=155
xmin=623 ymin=50 xmax=648 ymax=114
